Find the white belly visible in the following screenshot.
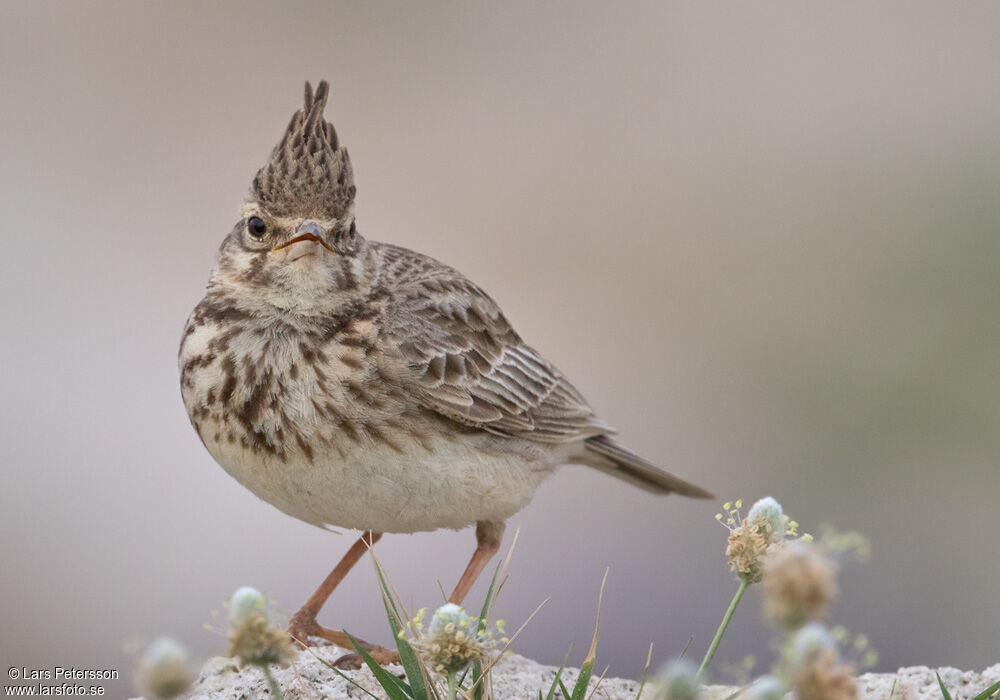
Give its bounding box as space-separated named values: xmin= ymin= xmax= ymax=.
xmin=203 ymin=426 xmax=554 ymax=532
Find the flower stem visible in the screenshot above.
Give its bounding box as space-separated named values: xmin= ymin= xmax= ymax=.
xmin=698 ymin=577 xmax=750 ymax=680
xmin=261 ymin=663 xmax=283 ymax=700
xmin=447 ymin=671 xmax=459 ymax=700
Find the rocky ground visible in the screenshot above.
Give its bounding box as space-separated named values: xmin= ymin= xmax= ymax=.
xmin=133 ymin=644 xmax=999 ymax=700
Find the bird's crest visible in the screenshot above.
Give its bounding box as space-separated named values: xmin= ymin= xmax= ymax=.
xmin=250 ymin=81 xmax=356 ymax=220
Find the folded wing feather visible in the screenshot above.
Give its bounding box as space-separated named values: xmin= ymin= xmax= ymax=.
xmin=377 ymin=244 xmax=612 ymax=442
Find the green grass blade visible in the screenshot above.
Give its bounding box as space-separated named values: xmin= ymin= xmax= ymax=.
xmin=471 ymin=660 xmax=484 ymax=700
xmin=571 ymin=656 xmax=595 ymax=700
xmin=569 ymin=569 xmax=608 ymax=700
xmin=348 ymin=633 xmax=413 ymax=700
xmin=971 ymin=680 xmax=1000 ymax=700
xmin=635 ymin=643 xmax=654 ymax=700
xmin=678 ymin=637 xmax=693 ymax=660
xmin=478 ymin=561 xmax=503 ymax=626
xmin=373 ymin=564 xmax=429 ymax=700
xmin=468 ymin=560 xmax=506 ymax=700
xmin=584 ymin=665 xmax=610 ymax=700
xmin=559 ymin=679 xmax=573 ymax=699
xmin=461 ymin=661 xmax=487 ymax=700
xmin=544 ymin=648 xmax=572 ymax=700
xmin=464 ymin=597 xmax=549 ymax=697
xmin=936 ymin=673 xmax=954 ymax=700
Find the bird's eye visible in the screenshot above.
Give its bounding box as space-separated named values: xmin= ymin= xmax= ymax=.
xmin=247 ymin=217 xmax=267 ymax=239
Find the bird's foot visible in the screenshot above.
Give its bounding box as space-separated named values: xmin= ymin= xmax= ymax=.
xmin=331 ymin=645 xmax=400 ymax=670
xmin=287 ymin=610 xmax=399 ymax=668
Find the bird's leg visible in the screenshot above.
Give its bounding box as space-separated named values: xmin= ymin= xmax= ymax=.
xmin=331 ymin=521 xmax=506 ymax=670
xmin=287 ymin=530 xmax=394 ymax=660
xmin=448 ymin=520 xmax=505 ymax=605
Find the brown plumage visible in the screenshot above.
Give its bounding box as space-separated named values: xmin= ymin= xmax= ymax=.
xmin=179 ymin=80 xmax=712 ymax=666
xmin=252 ymin=81 xmax=356 ymax=220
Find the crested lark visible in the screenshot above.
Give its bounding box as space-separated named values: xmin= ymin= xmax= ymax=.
xmin=179 ymin=81 xmax=712 ymax=663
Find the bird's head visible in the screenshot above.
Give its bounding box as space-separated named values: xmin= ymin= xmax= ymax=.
xmin=210 ymin=81 xmax=367 ymax=315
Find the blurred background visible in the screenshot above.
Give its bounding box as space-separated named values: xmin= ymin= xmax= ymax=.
xmin=2 ymin=2 xmax=998 ymax=696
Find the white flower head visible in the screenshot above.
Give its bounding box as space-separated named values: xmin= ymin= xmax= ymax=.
xmin=226 ymin=586 xmax=294 ymax=667
xmin=229 ymin=586 xmax=268 ymax=625
xmin=747 ymin=497 xmax=785 ymax=540
xmin=428 ymin=602 xmax=471 ymax=635
xmin=717 ymin=497 xmax=787 ymax=583
xmin=414 ymin=603 xmax=490 ymax=675
xmin=136 ymin=637 xmax=192 ymax=699
xmin=651 ymin=657 xmax=700 ymax=700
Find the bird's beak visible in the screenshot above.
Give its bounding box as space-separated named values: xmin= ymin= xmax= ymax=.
xmin=271 ymin=220 xmax=336 ymax=253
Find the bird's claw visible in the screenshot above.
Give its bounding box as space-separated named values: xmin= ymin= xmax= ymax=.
xmin=332 ymin=646 xmax=400 ymax=669
xmin=287 ymin=612 xmax=399 ymax=667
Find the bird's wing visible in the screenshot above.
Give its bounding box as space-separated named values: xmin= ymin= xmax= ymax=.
xmin=376 ymin=244 xmax=613 ymax=442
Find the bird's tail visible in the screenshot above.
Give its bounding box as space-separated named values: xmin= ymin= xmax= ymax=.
xmin=582 ymin=435 xmax=714 ymax=498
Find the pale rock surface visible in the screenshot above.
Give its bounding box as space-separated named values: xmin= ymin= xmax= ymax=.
xmin=132 ymin=645 xmax=999 ymax=700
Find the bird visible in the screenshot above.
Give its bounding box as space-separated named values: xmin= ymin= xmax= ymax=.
xmin=179 ymin=80 xmax=712 ymax=665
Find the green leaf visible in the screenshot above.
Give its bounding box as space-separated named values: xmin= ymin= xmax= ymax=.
xmin=374 ymin=564 xmax=429 ymax=700
xmin=348 ymin=633 xmax=413 ymax=700
xmin=544 ymin=648 xmax=572 ymax=700
xmin=937 ymin=672 xmax=954 ymax=700
xmin=559 ymin=679 xmax=573 ymax=700
xmin=585 ymin=665 xmax=610 ymax=700
xmin=478 ymin=561 xmax=503 ymax=629
xmin=971 ymin=680 xmax=1000 ymax=700
xmin=571 ymin=656 xmax=595 ymax=700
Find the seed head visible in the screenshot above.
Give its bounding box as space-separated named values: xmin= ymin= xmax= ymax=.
xmin=726 ymin=523 xmax=773 ymax=583
xmin=717 ymin=497 xmax=786 ymax=583
xmin=136 ymin=637 xmax=192 ymax=699
xmin=226 ymin=586 xmax=294 ymax=667
xmin=412 ymin=603 xmax=490 ymax=675
xmin=792 ymin=650 xmax=857 ymax=700
xmin=762 ymin=540 xmax=837 ymax=629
